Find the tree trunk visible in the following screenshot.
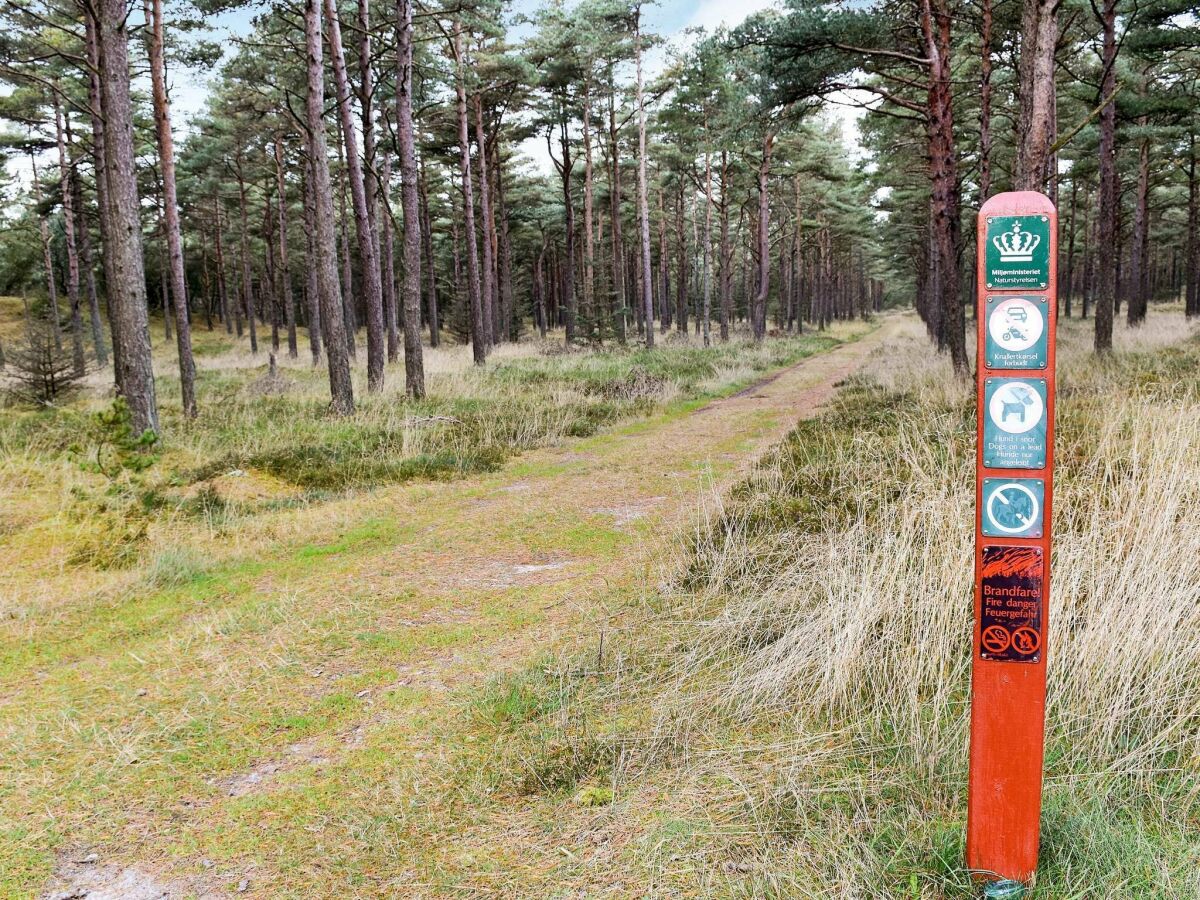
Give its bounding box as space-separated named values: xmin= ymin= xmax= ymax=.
xmin=752 ymin=132 xmax=773 ymax=342
xmin=379 ymin=152 xmax=400 ymax=362
xmin=634 ymin=6 xmax=654 ymax=348
xmin=676 ymin=184 xmax=688 ymax=333
xmin=1186 ymin=136 xmax=1199 ymax=317
xmin=357 ymin=0 xmax=382 ymax=309
xmin=301 ymin=156 xmax=323 ymax=363
xmin=273 ymin=137 xmax=299 ymax=358
xmin=554 ymin=113 xmax=577 ymax=345
xmin=335 ymin=127 xmax=357 ymax=356
xmin=792 ymin=174 xmax=803 ymax=331
xmin=923 ymin=0 xmax=967 ymax=372
xmin=84 ymin=10 xmax=120 ymax=376
xmin=144 ymin=0 xmax=196 ymax=417
xmin=534 ymin=237 xmax=548 ymax=337
xmin=582 ymin=80 xmax=595 ymax=341
xmin=702 ymin=148 xmax=713 ymax=347
xmin=979 ymin=0 xmax=993 ymax=199
xmin=1128 ymin=133 xmax=1150 ymax=325
xmin=452 ymin=26 xmax=486 ymax=365
xmin=95 ymin=0 xmax=158 ymax=433
xmin=1094 ymin=0 xmax=1118 ymax=352
xmin=235 ymin=154 xmax=258 ymax=354
xmin=395 ymin=0 xmax=426 ymax=397
xmin=719 ymin=151 xmax=731 ymax=341
xmin=71 ymin=149 xmax=107 ymax=365
xmin=324 ymin=0 xmax=386 ymax=391
xmin=29 ymin=152 xmax=62 ymax=351
xmin=53 ymin=96 xmax=85 ymax=376
xmin=418 ymin=155 xmax=440 ymax=346
xmin=262 ymin=197 xmax=279 ymax=353
xmin=304 ymin=0 xmax=354 ymax=412
xmin=657 ymin=186 xmax=670 ymax=330
xmin=608 ymin=70 xmax=626 ymax=343
xmin=474 ymin=93 xmax=496 ymax=352
xmin=1013 ymin=0 xmax=1057 ymax=191
xmin=495 ymin=151 xmax=515 ymax=342
xmin=214 ymin=199 xmax=234 ymax=337
xmin=1064 ymin=173 xmax=1077 ymax=317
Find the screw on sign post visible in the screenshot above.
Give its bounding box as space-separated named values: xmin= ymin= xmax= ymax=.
xmin=969 ymin=191 xmax=1057 ymax=894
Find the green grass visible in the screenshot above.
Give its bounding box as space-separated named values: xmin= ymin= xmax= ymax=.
xmin=0 ymin=317 xmax=877 ymax=896
xmin=1 ymin=329 xmax=850 ymax=524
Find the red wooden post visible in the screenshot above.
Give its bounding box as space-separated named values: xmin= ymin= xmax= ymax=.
xmin=968 ymin=191 xmax=1057 ymax=885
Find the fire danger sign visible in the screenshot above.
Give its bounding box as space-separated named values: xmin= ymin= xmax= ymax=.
xmin=980 ymin=545 xmax=1044 ymax=664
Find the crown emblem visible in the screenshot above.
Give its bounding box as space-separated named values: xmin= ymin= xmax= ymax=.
xmin=993 ymin=221 xmax=1041 ymax=262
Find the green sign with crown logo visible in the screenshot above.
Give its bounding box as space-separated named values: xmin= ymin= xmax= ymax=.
xmin=985 ymin=215 xmax=1050 ymax=290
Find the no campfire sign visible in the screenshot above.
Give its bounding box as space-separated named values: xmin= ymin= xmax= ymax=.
xmin=968 ymin=192 xmax=1057 ymax=885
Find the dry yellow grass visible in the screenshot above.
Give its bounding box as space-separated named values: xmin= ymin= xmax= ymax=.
xmin=538 ymin=307 xmax=1200 ymax=897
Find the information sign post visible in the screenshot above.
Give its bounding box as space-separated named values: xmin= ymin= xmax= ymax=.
xmin=968 ymin=191 xmax=1058 ymax=889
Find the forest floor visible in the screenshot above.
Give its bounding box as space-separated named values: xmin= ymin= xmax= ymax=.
xmin=6 ymin=306 xmax=1196 ymax=899
xmin=0 ymin=305 xmax=888 ymax=898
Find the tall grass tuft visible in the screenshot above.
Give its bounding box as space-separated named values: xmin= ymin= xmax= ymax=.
xmin=586 ymin=310 xmax=1200 ymax=894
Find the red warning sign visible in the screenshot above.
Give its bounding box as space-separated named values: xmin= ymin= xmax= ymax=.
xmin=979 ymin=545 xmax=1043 ymax=663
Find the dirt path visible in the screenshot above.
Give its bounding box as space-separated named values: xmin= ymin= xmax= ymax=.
xmin=32 ymin=319 xmax=900 ymax=899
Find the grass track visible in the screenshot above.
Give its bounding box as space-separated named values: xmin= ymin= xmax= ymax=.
xmin=0 ymin=313 xmax=884 ymax=897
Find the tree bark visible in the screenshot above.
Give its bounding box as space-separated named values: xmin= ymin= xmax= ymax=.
xmin=324 ymin=0 xmax=386 ymax=391
xmin=922 ymin=0 xmax=967 ymax=372
xmin=418 ymin=155 xmax=440 ymax=346
xmin=235 ymin=152 xmax=258 ymax=354
xmin=71 ymin=147 xmax=107 ymax=365
xmin=1128 ymin=133 xmax=1150 ymax=325
xmin=495 ymin=151 xmax=515 ymax=342
xmin=702 ymin=148 xmax=713 ymax=346
xmin=53 ymin=95 xmax=85 ymax=376
xmin=1186 ymin=136 xmax=1199 ymax=317
xmin=534 ymin=237 xmax=548 ymax=337
xmin=1014 ymin=0 xmax=1058 ymax=191
xmin=676 ymin=184 xmax=688 ymax=333
xmin=608 ymin=69 xmax=626 ymax=343
xmin=273 ymin=137 xmax=299 ymax=357
xmin=84 ymin=11 xmax=120 ymax=375
xmin=357 ymin=0 xmax=382 ymax=307
xmin=752 ymin=132 xmax=773 ymax=342
xmin=395 ymin=0 xmax=426 ymax=396
xmin=335 ymin=125 xmax=356 ymax=357
xmin=305 ymin=0 xmax=354 ymax=412
xmin=379 ymin=151 xmax=400 ymax=362
xmin=95 ymin=0 xmax=158 ymax=433
xmin=719 ymin=151 xmax=731 ymax=341
xmin=1064 ymin=173 xmax=1077 ymax=317
xmin=657 ymin=186 xmax=670 ymax=330
xmin=301 ymin=155 xmax=323 ymax=363
xmin=214 ymin=199 xmax=233 ymax=336
xmin=634 ymin=5 xmax=654 ymax=348
xmin=582 ymin=79 xmax=596 ymax=340
xmin=29 ymin=152 xmax=61 ymax=351
xmin=145 ymin=0 xmax=197 ymax=417
xmin=1094 ymin=0 xmax=1118 ymax=352
xmin=551 ymin=112 xmax=577 ymax=345
xmin=979 ymin=0 xmax=993 ymax=199
xmin=452 ymin=25 xmax=486 ymax=365
xmin=474 ymin=93 xmax=496 ymax=351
